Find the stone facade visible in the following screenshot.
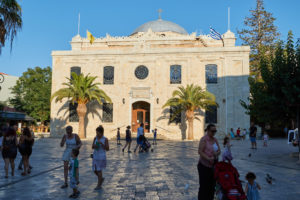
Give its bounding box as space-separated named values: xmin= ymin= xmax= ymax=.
xmin=0 ymin=73 xmax=18 ymax=103
xmin=50 ymin=20 xmax=250 ymax=140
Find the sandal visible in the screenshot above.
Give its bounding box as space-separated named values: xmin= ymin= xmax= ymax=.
xmin=100 ymin=177 xmax=105 ymax=186
xmin=61 ymin=183 xmax=68 ymax=189
xmin=94 ymin=186 xmax=101 ymax=190
xmin=21 ymin=172 xmax=27 ymax=176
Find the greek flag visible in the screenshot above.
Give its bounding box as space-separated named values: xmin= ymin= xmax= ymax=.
xmin=210 ymin=27 xmax=222 ymax=40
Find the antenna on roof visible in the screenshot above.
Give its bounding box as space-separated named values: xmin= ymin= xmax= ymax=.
xmin=158 ymin=8 xmax=162 ymax=19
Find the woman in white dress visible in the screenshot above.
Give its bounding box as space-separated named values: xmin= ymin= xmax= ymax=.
xmin=60 ymin=126 xmax=82 ymax=188
xmin=92 ymin=125 xmax=109 ymax=190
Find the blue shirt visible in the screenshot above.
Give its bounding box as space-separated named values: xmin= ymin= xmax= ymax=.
xmin=137 ymin=127 xmax=144 ymax=137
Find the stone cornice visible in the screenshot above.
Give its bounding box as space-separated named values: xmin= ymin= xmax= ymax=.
xmin=52 ymin=46 xmax=250 ymax=56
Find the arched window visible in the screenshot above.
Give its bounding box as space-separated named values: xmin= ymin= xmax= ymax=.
xmin=70 ymin=66 xmax=81 ymax=79
xmin=205 ymin=105 xmax=217 ymax=123
xmin=69 ymin=102 xmax=79 ymax=122
xmin=169 ymin=105 xmax=181 ymax=124
xmin=103 ymin=66 xmax=114 ymax=84
xmin=102 ymin=103 xmax=113 ymax=122
xmin=170 ymin=65 xmax=181 ymax=84
xmin=205 ymin=64 xmax=217 ymax=83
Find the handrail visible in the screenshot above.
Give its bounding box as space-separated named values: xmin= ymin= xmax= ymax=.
xmin=155 ymin=125 xmax=172 ymax=133
xmin=110 ymin=125 xmax=126 ymax=132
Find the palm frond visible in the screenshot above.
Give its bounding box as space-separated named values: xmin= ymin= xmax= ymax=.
xmin=163 ymin=84 xmax=217 ymax=115
xmin=51 ymin=72 xmax=111 ymax=105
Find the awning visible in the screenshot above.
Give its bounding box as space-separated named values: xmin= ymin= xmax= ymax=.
xmin=0 ymin=111 xmax=35 ymax=121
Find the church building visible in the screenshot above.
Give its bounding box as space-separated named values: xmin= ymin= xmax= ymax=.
xmin=50 ymin=17 xmax=250 ymax=140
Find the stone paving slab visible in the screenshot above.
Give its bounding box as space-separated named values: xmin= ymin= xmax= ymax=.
xmin=0 ymin=138 xmax=299 ymax=199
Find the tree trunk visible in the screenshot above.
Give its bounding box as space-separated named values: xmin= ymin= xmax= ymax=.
xmin=77 ymin=103 xmax=87 ymax=139
xmin=186 ymin=110 xmax=195 ymax=140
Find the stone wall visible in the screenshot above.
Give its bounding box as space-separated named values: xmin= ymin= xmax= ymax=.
xmin=50 ymin=32 xmax=250 ymax=140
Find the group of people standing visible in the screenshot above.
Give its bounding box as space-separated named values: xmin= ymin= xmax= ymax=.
xmin=60 ymin=125 xmax=109 ymax=198
xmin=198 ymin=124 xmax=261 ymax=200
xmin=0 ymin=123 xmax=34 ymax=178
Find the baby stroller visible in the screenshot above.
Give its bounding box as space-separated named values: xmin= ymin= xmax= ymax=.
xmin=214 ymin=162 xmax=246 ymax=200
xmin=139 ymin=135 xmax=152 ymax=152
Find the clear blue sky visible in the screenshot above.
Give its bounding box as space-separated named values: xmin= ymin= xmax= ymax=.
xmin=0 ymin=0 xmax=299 ymax=77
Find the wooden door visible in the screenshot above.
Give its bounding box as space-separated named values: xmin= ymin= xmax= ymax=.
xmin=132 ymin=109 xmax=150 ymax=132
xmin=132 ymin=101 xmax=150 ymax=133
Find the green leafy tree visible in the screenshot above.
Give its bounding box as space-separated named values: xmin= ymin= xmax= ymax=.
xmin=163 ymin=84 xmax=217 ymax=140
xmin=241 ymin=31 xmax=300 ymax=131
xmin=51 ymin=72 xmax=111 ymax=139
xmin=0 ymin=0 xmax=22 ymax=53
xmin=9 ymin=66 xmax=52 ymax=123
xmin=238 ymin=0 xmax=279 ymax=76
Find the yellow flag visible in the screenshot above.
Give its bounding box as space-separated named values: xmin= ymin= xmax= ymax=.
xmin=87 ymin=30 xmax=95 ymax=44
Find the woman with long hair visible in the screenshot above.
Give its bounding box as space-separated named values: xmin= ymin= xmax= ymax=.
xmin=92 ymin=125 xmax=109 ymax=190
xmin=18 ymin=127 xmax=34 ymax=176
xmin=60 ymin=126 xmax=82 ymax=188
xmin=2 ymin=128 xmax=18 ymax=178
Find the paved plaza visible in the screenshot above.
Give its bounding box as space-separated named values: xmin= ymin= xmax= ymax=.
xmin=0 ymin=137 xmax=299 ymax=200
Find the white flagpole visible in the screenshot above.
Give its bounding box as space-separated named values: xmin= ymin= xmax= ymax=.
xmin=228 ymin=7 xmax=230 ymax=31
xmin=77 ymin=13 xmax=80 ymax=35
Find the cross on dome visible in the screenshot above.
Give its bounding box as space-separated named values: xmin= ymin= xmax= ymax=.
xmin=158 ymin=8 xmax=162 ymax=19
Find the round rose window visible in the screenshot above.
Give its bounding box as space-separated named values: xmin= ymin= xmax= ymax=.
xmin=135 ymin=65 xmax=149 ymax=80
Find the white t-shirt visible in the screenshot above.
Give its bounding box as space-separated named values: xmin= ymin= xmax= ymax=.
xmin=213 ymin=142 xmax=219 ymax=152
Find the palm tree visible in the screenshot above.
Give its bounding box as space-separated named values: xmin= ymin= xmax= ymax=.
xmin=163 ymin=84 xmax=217 ymax=140
xmin=51 ymin=72 xmax=111 ymax=139
xmin=0 ymin=0 xmax=22 ymax=53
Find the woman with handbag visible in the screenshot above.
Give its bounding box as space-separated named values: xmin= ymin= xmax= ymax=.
xmin=18 ymin=127 xmax=34 ymax=176
xmin=60 ymin=126 xmax=82 ymax=188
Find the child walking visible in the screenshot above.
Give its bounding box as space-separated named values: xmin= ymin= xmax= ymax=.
xmin=245 ymin=172 xmax=261 ymax=200
xmin=117 ymin=128 xmax=121 ymax=145
xmin=122 ymin=126 xmax=132 ymax=153
xmin=222 ymin=137 xmax=233 ymax=162
xmin=263 ymin=132 xmax=269 ymax=147
xmin=153 ymin=128 xmax=157 ymax=145
xmin=69 ymin=149 xmax=80 ymax=198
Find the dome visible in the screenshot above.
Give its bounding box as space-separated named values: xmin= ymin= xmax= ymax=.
xmin=132 ymin=19 xmax=188 ymax=35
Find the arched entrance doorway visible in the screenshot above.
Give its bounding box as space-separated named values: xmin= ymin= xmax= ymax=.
xmin=132 ymin=101 xmax=150 ymax=132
